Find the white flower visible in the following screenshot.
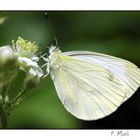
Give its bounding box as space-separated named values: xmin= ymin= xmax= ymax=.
xmin=12 ymin=37 xmax=43 ymax=80
xmin=18 ymin=57 xmax=43 ymax=78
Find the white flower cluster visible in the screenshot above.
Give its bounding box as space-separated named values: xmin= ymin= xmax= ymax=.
xmin=0 ymin=37 xmax=43 ymax=89
xmin=0 ymin=37 xmax=44 ymax=128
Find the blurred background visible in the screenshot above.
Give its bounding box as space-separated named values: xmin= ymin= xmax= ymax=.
xmin=0 ymin=11 xmax=140 ymax=129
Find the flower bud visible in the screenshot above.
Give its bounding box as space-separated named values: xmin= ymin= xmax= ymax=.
xmin=0 ymin=46 xmax=17 ymax=70
xmin=23 ymin=74 xmax=40 ymax=90
xmin=0 ymin=46 xmax=18 ymax=86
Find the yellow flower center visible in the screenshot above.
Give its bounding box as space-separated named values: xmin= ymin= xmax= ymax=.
xmin=12 ymin=37 xmax=38 ymax=58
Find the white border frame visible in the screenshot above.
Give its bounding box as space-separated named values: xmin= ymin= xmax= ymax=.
xmin=0 ymin=0 xmax=140 ymax=10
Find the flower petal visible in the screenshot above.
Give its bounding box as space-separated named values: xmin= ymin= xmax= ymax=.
xmin=18 ymin=57 xmax=43 ymax=78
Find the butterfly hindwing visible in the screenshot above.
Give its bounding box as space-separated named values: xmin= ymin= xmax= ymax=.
xmin=50 ymin=55 xmax=126 ymax=120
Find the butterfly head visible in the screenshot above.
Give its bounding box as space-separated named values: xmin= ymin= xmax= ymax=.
xmin=49 ymin=46 xmax=57 ymax=54
xmin=48 ymin=45 xmax=62 ymax=57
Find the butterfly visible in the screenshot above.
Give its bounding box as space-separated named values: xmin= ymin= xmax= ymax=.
xmin=42 ymin=46 xmax=140 ymax=120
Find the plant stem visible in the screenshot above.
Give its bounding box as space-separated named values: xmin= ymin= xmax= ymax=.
xmin=7 ymin=88 xmax=28 ymax=107
xmin=0 ymin=101 xmax=7 ymax=129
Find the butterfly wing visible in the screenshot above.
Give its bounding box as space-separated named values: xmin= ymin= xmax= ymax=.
xmin=50 ymin=55 xmax=126 ymax=120
xmin=63 ymin=51 xmax=140 ymax=101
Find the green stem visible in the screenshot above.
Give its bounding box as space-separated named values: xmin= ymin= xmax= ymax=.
xmin=8 ymin=88 xmax=27 ymax=106
xmin=3 ymin=83 xmax=11 ymax=103
xmin=0 ymin=101 xmax=7 ymax=129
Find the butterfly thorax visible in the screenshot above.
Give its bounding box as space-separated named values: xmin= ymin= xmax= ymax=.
xmin=48 ymin=46 xmax=63 ymax=70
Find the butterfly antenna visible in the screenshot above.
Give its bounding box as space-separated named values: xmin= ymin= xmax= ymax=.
xmin=54 ymin=37 xmax=58 ymax=47
xmin=44 ymin=12 xmax=48 ymax=20
xmin=51 ymin=36 xmax=58 ymax=47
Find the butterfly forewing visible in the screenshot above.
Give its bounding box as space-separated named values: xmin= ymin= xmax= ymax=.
xmin=63 ymin=51 xmax=140 ymax=101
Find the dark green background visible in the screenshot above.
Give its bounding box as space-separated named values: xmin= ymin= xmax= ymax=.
xmin=0 ymin=11 xmax=140 ymax=128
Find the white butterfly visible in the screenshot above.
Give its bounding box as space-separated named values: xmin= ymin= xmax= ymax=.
xmin=43 ymin=46 xmax=140 ymax=121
